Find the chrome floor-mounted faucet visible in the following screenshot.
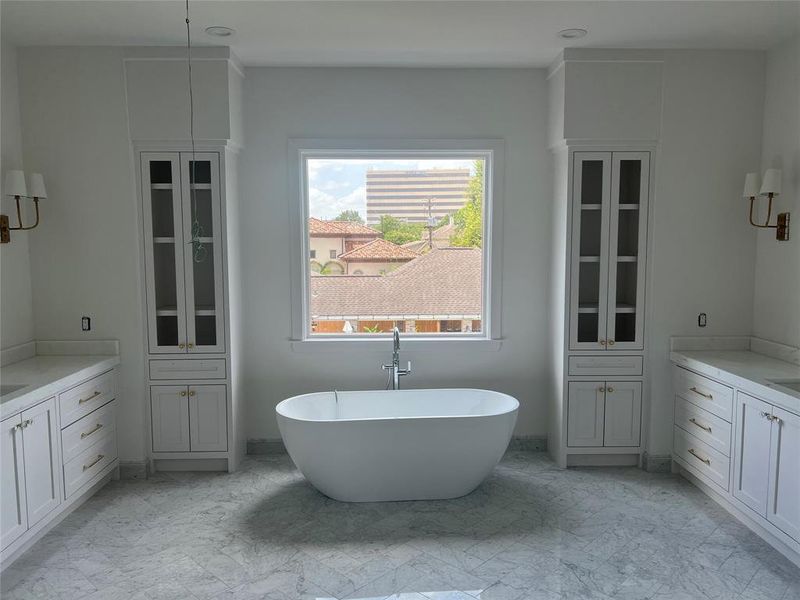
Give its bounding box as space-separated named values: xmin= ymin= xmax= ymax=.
xmin=382 ymin=326 xmax=411 ymax=390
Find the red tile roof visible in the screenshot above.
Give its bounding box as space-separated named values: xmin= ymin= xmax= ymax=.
xmin=338 ymin=239 xmax=419 ymax=262
xmin=310 ymin=248 xmax=481 ymax=319
xmin=308 ymin=218 xmax=380 ymax=237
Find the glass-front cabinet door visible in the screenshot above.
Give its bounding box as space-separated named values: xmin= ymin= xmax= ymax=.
xmin=141 ymin=152 xmax=225 ymax=354
xmin=606 ymin=152 xmax=649 ymax=350
xmin=142 ymin=154 xmax=188 ymax=353
xmin=180 ymin=153 xmax=225 ymax=353
xmin=569 ymin=153 xmax=611 ymax=350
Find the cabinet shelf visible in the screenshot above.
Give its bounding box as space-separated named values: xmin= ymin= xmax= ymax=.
xmin=153 ymin=237 xmax=175 ymax=244
xmin=151 ymin=184 xmax=174 ymax=191
xmin=579 ymin=256 xmax=600 ymax=263
xmin=156 ymin=306 xmax=216 ymax=317
xmin=190 ymin=183 xmax=212 ymax=190
xmin=581 ymin=204 xmax=602 ymax=210
xmin=618 ymin=204 xmax=640 ymax=210
xmin=614 ymin=304 xmax=636 ymax=314
xmin=617 ymin=256 xmax=638 ymax=262
xmin=578 ymin=303 xmax=636 ymax=314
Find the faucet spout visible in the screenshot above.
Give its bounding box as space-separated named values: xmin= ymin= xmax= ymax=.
xmin=382 ymin=326 xmax=411 ymax=390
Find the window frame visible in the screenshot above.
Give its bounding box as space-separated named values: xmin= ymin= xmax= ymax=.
xmin=288 ymin=138 xmax=504 ymax=351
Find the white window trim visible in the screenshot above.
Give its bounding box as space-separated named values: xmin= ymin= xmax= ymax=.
xmin=288 ymin=138 xmax=505 ymax=351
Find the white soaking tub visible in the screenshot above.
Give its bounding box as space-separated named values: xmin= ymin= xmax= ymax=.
xmin=276 ymin=388 xmax=518 ymax=502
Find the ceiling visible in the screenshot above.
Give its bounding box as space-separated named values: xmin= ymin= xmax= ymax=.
xmin=2 ymin=1 xmax=798 ymax=67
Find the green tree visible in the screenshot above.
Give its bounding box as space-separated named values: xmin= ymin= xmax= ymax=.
xmin=334 ymin=209 xmax=364 ymax=223
xmin=376 ymin=215 xmax=425 ymax=245
xmin=450 ymin=160 xmax=484 ymax=248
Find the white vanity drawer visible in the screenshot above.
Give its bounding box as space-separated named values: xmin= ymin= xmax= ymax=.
xmin=673 ymin=366 xmax=733 ymax=422
xmin=568 ymin=355 xmax=643 ymax=376
xmin=674 ymin=397 xmax=731 ymax=456
xmin=59 ymin=370 xmax=116 ymax=428
xmin=63 ymin=434 xmax=117 ymax=499
xmin=674 ymin=426 xmax=730 ymax=492
xmin=149 ymin=359 xmax=226 ymax=381
xmin=61 ymin=401 xmax=116 ymax=463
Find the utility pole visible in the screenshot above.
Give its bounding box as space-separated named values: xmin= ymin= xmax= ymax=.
xmin=426 ymin=197 xmax=436 ymax=250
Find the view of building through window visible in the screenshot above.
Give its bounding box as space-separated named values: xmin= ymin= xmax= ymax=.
xmin=306 ymin=157 xmax=486 ymax=336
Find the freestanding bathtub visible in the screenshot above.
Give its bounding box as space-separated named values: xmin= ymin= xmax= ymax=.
xmin=276 ymin=388 xmax=518 ymax=502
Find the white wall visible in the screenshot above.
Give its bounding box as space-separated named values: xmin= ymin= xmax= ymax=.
xmin=753 ymin=36 xmax=800 ymax=348
xmin=647 ymin=50 xmax=765 ymax=454
xmin=17 ymin=47 xmax=147 ymax=462
xmin=0 ymin=42 xmax=35 ymax=349
xmin=240 ymin=67 xmax=551 ymax=440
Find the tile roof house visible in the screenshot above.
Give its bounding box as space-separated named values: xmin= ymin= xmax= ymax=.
xmin=308 ymin=218 xmax=381 ymax=273
xmin=337 ymin=238 xmax=419 ymax=275
xmin=310 ymin=247 xmax=481 ymax=322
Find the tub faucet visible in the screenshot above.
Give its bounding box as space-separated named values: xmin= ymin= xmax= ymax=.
xmin=382 ymin=327 xmax=411 ymax=389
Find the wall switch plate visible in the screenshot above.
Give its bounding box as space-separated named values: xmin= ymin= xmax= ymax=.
xmin=698 ymin=313 xmax=707 ymax=328
xmin=81 ymin=316 xmax=91 ymax=331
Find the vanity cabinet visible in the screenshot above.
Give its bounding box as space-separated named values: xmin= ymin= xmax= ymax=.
xmin=1 ymin=397 xmax=62 ymax=551
xmin=138 ymin=146 xmax=241 ymax=472
xmin=567 ymin=381 xmax=641 ymax=448
xmin=569 ymin=152 xmax=649 ymax=351
xmin=733 ymin=392 xmax=800 ymax=543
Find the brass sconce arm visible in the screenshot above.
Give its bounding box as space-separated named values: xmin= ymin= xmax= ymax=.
xmin=8 ymin=195 xmax=41 ymax=231
xmin=748 ymin=194 xmax=776 ymax=228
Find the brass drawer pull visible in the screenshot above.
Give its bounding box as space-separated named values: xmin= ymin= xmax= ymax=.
xmin=608 ymin=340 xmax=615 ymax=346
xmin=689 ymin=386 xmax=713 ymax=400
xmin=79 ymin=391 xmax=101 ymax=404
xmin=81 ymin=423 xmax=103 ymax=439
xmin=688 ymin=448 xmax=711 ymax=465
xmin=688 ymin=418 xmax=711 ymax=433
xmin=82 ymin=454 xmax=104 ymax=471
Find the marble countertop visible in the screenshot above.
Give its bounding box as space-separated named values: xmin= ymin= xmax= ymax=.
xmin=1 ymin=354 xmax=120 ymax=420
xmin=671 ymin=349 xmax=800 ymax=414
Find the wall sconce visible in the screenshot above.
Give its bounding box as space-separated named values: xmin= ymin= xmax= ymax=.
xmin=743 ymin=169 xmax=790 ymax=241
xmin=1 ymin=171 xmax=47 ymax=244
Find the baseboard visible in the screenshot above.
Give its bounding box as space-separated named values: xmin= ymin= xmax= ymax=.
xmin=119 ymin=460 xmax=149 ymax=480
xmin=152 ymin=458 xmax=228 ymax=472
xmin=641 ymin=452 xmax=672 ymax=473
xmin=506 ymin=435 xmax=547 ymax=452
xmin=567 ymin=453 xmax=639 ymax=467
xmin=246 ymin=435 xmax=548 ymax=456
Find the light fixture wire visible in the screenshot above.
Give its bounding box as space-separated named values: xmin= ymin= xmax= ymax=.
xmin=186 ymin=0 xmax=207 ymax=263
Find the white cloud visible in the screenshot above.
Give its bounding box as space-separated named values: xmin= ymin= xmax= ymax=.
xmin=309 ymin=185 xmax=366 ymax=220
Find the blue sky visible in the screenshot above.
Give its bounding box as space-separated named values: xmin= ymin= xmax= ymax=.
xmin=307 ymin=158 xmax=477 ymax=220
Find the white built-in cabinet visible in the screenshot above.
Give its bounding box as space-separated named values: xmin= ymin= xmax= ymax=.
xmin=567 ymin=381 xmax=641 ymax=448
xmin=1 ymin=398 xmax=62 ymax=551
xmin=141 ymin=152 xmax=225 ymax=354
xmin=139 ymin=148 xmax=239 ymax=471
xmin=552 ymin=147 xmax=652 ymax=468
xmin=570 ymin=152 xmax=649 ymax=351
xmin=733 ymin=392 xmax=800 ymax=543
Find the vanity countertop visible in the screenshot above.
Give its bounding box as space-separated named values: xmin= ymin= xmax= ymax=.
xmin=1 ymin=354 xmax=120 ymax=420
xmin=671 ymin=349 xmax=800 ymax=414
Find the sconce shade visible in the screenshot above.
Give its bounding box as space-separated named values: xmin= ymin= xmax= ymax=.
xmin=760 ymin=168 xmax=782 ymax=196
xmin=28 ymin=173 xmax=47 ymax=199
xmin=743 ymin=172 xmax=760 ymax=198
xmin=4 ymin=170 xmax=27 ymax=197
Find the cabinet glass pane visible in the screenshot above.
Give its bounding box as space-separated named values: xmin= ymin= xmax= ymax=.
xmin=615 ymin=314 xmax=636 ymax=343
xmin=149 ymin=161 xmax=173 ymax=185
xmin=151 ymin=190 xmax=175 ymax=238
xmin=618 ymin=160 xmax=641 ymax=205
xmin=580 ymin=160 xmax=604 ymax=205
xmin=187 ymin=160 xmax=217 ymax=348
xmin=579 ymin=209 xmax=602 ymax=256
xmin=577 ymin=313 xmax=599 ymax=343
xmin=617 ymin=209 xmax=639 ymax=257
xmin=614 ymin=262 xmax=638 ymax=342
xmin=188 ymin=160 xmax=211 ymax=185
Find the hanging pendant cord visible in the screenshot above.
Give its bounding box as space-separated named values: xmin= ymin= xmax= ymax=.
xmin=185 ymin=0 xmax=206 ymax=263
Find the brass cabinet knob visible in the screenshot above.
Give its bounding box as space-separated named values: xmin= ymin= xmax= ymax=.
xmin=608 ymin=340 xmax=615 ymax=346
xmin=178 ymin=343 xmax=186 ymax=350
xmin=188 ymin=390 xmax=196 ymax=397
xmin=180 ymin=390 xmax=187 ymax=397
xmin=599 ymin=339 xmax=607 ymax=346
xmin=598 ymin=386 xmax=606 ymax=392
xmin=607 ymin=387 xmax=614 ymax=393
xmin=187 ymin=343 xmax=194 ymax=349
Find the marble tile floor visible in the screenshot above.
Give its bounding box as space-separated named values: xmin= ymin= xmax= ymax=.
xmin=2 ymin=451 xmax=799 ymax=600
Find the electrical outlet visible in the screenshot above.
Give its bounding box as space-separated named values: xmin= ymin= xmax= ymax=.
xmin=81 ymin=316 xmax=91 ymax=331
xmin=698 ymin=313 xmax=707 ymax=328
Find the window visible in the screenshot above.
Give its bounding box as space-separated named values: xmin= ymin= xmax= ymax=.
xmin=290 ymin=140 xmax=503 ymax=343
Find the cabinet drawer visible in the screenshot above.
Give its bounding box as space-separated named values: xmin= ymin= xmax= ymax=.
xmin=673 ymin=366 xmax=733 ymax=422
xmin=63 ymin=435 xmax=117 ymax=499
xmin=674 ymin=426 xmax=730 ymax=492
xmin=568 ymin=355 xmax=643 ymax=376
xmin=149 ymin=359 xmax=226 ymax=381
xmin=59 ymin=370 xmax=116 ymax=428
xmin=674 ymin=397 xmax=731 ymax=456
xmin=61 ymin=401 xmax=116 ymax=464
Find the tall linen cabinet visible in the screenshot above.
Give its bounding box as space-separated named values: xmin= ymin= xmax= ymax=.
xmin=137 ymin=146 xmax=244 ymax=472
xmin=549 ymin=147 xmax=654 ymax=468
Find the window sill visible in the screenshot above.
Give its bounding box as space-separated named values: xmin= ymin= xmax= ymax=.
xmin=290 ymin=338 xmax=503 ymax=353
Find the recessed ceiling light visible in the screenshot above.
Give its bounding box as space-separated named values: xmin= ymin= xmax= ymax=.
xmin=205 ymin=26 xmax=235 ymax=38
xmin=558 ymin=28 xmax=588 ymax=40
